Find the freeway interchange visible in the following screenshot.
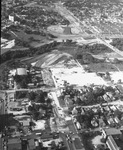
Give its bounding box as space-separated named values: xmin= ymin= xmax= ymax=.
xmin=54 ymin=2 xmax=123 ymax=57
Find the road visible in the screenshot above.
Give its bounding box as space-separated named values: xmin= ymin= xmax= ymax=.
xmin=0 ymin=87 xmax=57 ymax=94
xmin=100 ymin=38 xmax=123 ymax=56
xmin=52 ymin=91 xmax=80 ymax=150
xmin=60 ymin=133 xmax=75 ymax=150
xmin=54 ymin=2 xmax=123 ymax=57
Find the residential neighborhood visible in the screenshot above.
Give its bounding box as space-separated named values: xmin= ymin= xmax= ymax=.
xmin=0 ymin=0 xmax=123 ymax=150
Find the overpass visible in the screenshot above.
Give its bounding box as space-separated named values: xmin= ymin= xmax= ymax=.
xmin=100 ymin=37 xmax=123 ymax=57
xmin=54 ymin=2 xmax=123 ymax=57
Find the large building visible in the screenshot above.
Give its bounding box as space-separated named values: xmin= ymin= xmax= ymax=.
xmin=16 ymin=68 xmax=27 ymax=75
xmin=102 ymin=128 xmax=123 ymax=150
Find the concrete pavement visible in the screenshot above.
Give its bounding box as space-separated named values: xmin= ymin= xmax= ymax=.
xmin=54 ymin=2 xmax=123 ymax=57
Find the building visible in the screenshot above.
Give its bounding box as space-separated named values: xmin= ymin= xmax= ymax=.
xmin=106 ymin=136 xmax=119 ymax=150
xmin=102 ymin=128 xmax=123 ymax=150
xmin=16 ymin=68 xmax=27 ymax=75
xmin=106 ymin=135 xmax=123 ymax=150
xmin=102 ymin=128 xmax=122 ymax=139
xmin=8 ymin=138 xmax=21 ymax=150
xmin=9 ymin=15 xmax=14 ymax=22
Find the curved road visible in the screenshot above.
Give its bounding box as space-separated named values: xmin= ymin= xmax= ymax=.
xmin=54 ymin=2 xmax=123 ymax=57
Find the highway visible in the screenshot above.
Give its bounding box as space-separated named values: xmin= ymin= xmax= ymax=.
xmin=54 ymin=2 xmax=123 ymax=57
xmin=100 ymin=38 xmax=123 ymax=56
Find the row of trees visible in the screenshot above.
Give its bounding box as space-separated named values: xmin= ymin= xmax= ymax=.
xmin=1 ymin=41 xmax=60 ymax=64
xmin=14 ymin=74 xmax=32 ymax=88
xmin=28 ymin=91 xmax=52 ymax=104
xmin=111 ymin=38 xmax=123 ymax=51
xmin=61 ymin=84 xmax=123 ymax=106
xmin=61 ymin=85 xmax=106 ymax=106
xmin=28 ymin=91 xmax=53 ymax=120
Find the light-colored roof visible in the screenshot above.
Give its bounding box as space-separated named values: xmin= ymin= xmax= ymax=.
xmin=104 ymin=128 xmax=122 ymax=136
xmin=17 ymin=68 xmax=27 ymax=75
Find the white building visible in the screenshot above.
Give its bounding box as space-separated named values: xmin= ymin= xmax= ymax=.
xmin=9 ymin=15 xmax=14 ymax=22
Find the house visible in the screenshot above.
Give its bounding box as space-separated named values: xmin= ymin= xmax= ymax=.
xmin=114 ymin=116 xmax=120 ymax=124
xmin=98 ymin=118 xmax=106 ymax=127
xmin=107 ymin=117 xmax=115 ymax=126
xmin=106 ymin=135 xmax=119 ymax=150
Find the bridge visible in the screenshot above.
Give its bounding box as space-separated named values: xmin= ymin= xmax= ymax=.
xmin=54 ymin=2 xmax=123 ymax=57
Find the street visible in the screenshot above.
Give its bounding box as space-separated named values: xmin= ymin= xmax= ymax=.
xmin=54 ymin=2 xmax=123 ymax=57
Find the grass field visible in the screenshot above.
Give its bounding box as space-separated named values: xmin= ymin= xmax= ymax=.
xmin=9 ymin=29 xmax=48 ymax=46
xmin=84 ymin=62 xmax=123 ymax=72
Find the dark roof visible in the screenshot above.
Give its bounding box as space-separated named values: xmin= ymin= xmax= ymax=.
xmin=63 ymin=26 xmax=72 ymax=35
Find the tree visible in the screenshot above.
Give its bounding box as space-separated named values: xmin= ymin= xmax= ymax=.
xmin=105 ymin=86 xmax=115 ymax=93
xmin=51 ymin=141 xmax=57 ymax=150
xmin=28 ymin=106 xmax=33 ymax=112
xmin=32 ymin=112 xmax=39 ymax=121
xmin=28 ymin=91 xmax=37 ymax=101
xmin=94 ymin=87 xmax=105 ymax=97
xmin=46 ymin=98 xmax=52 ymax=104
xmin=114 ymin=109 xmax=122 ymax=119
xmin=35 ymin=91 xmax=45 ymax=103
xmin=20 ymin=78 xmax=28 ymax=88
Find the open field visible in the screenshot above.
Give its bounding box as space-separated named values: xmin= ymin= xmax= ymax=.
xmin=9 ymin=29 xmax=48 ymax=47
xmin=57 ymin=43 xmax=113 ymax=56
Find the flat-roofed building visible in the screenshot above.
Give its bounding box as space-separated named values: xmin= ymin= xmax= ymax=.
xmin=8 ymin=138 xmax=21 ymax=150
xmin=102 ymin=128 xmax=122 ymax=139
xmin=106 ymin=135 xmax=119 ymax=150
xmin=16 ymin=68 xmax=27 ymax=75
xmin=102 ymin=128 xmax=123 ymax=150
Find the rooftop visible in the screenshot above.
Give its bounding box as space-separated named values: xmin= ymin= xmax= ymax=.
xmin=103 ymin=128 xmax=122 ymax=136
